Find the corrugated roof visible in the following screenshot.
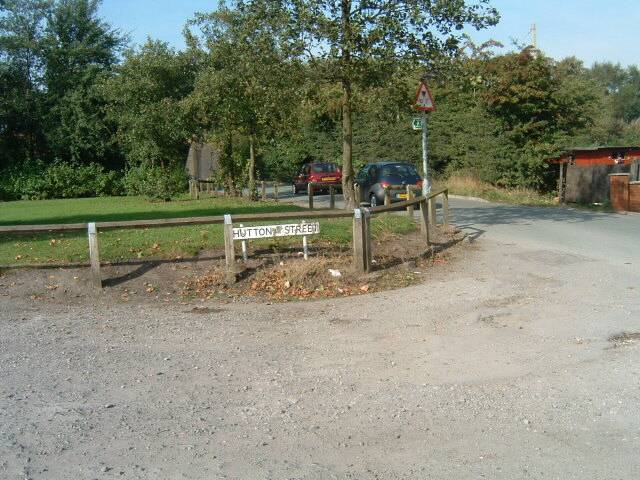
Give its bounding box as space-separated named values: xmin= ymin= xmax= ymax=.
xmin=567 ymin=146 xmax=640 ymax=152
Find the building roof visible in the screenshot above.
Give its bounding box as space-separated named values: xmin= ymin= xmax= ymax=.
xmin=568 ymin=146 xmax=640 ymax=152
xmin=548 ymin=146 xmax=640 ymax=163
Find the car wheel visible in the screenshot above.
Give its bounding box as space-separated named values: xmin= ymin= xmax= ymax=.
xmin=369 ymin=194 xmax=378 ymax=207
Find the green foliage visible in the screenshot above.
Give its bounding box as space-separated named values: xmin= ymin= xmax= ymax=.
xmin=272 ymin=0 xmax=500 ymax=207
xmin=102 ymin=40 xmax=197 ymax=169
xmin=122 ymin=163 xmax=188 ymax=200
xmin=2 ymin=0 xmax=640 ymax=201
xmin=0 ymin=0 xmax=125 ymax=172
xmin=42 ymin=0 xmax=125 ymax=166
xmin=186 ymin=1 xmax=303 ymax=195
xmin=0 ymin=160 xmax=121 ymax=200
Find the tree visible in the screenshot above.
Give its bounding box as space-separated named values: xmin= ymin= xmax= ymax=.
xmin=187 ymin=1 xmax=302 ymax=198
xmin=480 ymin=49 xmax=603 ymax=188
xmin=270 ymin=0 xmax=499 ymax=208
xmin=102 ymin=40 xmax=198 ymax=168
xmin=42 ymin=0 xmax=125 ymax=166
xmin=0 ymin=0 xmax=50 ymax=167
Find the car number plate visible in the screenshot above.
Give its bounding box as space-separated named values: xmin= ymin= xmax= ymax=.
xmin=322 ymin=177 xmax=336 ymax=181
xmin=397 ymin=193 xmax=408 ymax=199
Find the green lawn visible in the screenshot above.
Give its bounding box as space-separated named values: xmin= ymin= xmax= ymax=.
xmin=0 ymin=195 xmax=416 ymax=266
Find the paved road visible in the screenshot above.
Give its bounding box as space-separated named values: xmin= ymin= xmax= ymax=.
xmin=1 ymin=197 xmax=639 ymax=479
xmin=288 ymin=189 xmax=640 ymax=266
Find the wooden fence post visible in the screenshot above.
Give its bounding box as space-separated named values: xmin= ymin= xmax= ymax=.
xmin=406 ymin=186 xmax=414 ymax=217
xmin=274 ymin=183 xmax=279 ymax=202
xmin=428 ymin=196 xmax=436 ymax=225
xmin=308 ymin=183 xmax=314 ymax=210
xmin=87 ymin=222 xmax=102 ymax=290
xmin=353 ymin=208 xmax=367 ymax=273
xmin=223 ymin=214 xmax=236 ymax=283
xmin=261 ymin=181 xmax=267 ymax=201
xmin=419 ymin=199 xmax=430 ymax=246
xmin=329 ymin=186 xmax=336 ymax=209
xmin=354 ymin=184 xmax=361 ymax=205
xmin=384 ymin=187 xmax=391 ymax=206
xmin=442 ymin=190 xmax=450 ymax=228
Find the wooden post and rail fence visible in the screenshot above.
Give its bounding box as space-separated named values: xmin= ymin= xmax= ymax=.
xmin=0 ymin=188 xmax=449 ymax=290
xmin=189 ymin=179 xmax=339 ymax=210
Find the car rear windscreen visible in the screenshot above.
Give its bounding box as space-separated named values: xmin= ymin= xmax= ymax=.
xmin=311 ymin=164 xmax=339 ymax=173
xmin=381 ymin=164 xmax=418 ymax=177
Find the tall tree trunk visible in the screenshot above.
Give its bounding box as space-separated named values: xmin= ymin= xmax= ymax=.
xmin=248 ymin=134 xmax=257 ymax=200
xmin=341 ymin=79 xmax=355 ymax=209
xmin=222 ymin=134 xmax=237 ymax=197
xmin=340 ymin=0 xmax=356 ymax=210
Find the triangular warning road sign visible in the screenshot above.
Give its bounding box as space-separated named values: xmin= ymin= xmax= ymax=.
xmin=414 ymin=82 xmax=435 ymax=111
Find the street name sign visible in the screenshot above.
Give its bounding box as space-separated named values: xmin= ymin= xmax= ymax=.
xmin=233 ymin=222 xmax=320 ymax=240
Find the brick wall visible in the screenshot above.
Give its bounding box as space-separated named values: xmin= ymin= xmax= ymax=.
xmin=629 ymin=182 xmax=640 ymax=213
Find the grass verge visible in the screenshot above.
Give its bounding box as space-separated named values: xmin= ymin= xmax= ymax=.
xmin=0 ymin=196 xmax=416 ymax=266
xmin=434 ymin=175 xmax=557 ymax=207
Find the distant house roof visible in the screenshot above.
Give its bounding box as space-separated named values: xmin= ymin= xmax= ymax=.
xmin=549 ymin=146 xmax=640 ymax=164
xmin=568 ymin=146 xmax=640 ymax=152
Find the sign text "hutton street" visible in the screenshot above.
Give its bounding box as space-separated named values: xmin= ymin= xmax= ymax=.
xmin=232 ymin=222 xmax=320 ymax=240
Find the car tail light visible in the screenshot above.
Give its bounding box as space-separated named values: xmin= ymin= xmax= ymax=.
xmin=380 ymin=181 xmax=390 ymax=188
xmin=416 ymin=180 xmax=423 ymax=188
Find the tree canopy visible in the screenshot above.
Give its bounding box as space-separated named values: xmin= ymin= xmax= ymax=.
xmin=2 ymin=0 xmax=640 ymax=201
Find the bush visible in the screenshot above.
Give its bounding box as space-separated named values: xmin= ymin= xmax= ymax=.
xmin=0 ymin=160 xmax=122 ymax=200
xmin=122 ymin=163 xmax=188 ymax=200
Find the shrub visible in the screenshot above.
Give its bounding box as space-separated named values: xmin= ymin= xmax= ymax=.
xmin=0 ymin=160 xmax=123 ymax=200
xmin=122 ymin=163 xmax=188 ymax=200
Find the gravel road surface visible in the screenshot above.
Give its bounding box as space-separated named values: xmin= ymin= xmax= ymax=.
xmin=1 ymin=199 xmax=639 ymax=479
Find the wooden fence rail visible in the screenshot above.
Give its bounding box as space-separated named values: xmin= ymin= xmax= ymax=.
xmin=189 ymin=179 xmax=292 ymax=201
xmin=0 ymin=188 xmax=449 ymax=288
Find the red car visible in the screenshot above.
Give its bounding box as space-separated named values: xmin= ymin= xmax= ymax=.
xmin=293 ymin=163 xmax=342 ymax=194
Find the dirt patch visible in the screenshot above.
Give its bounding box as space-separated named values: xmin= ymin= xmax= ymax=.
xmin=608 ymin=331 xmax=640 ymax=348
xmin=182 ymin=227 xmax=464 ymax=301
xmin=0 ymin=227 xmax=465 ymax=304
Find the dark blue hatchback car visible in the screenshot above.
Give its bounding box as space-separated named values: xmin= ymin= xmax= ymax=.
xmin=354 ymin=162 xmax=423 ymax=207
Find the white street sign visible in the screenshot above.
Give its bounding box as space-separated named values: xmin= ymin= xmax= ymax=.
xmin=233 ymin=222 xmax=320 ymax=240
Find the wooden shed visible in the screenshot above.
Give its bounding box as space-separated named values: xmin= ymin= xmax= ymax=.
xmin=186 ymin=142 xmax=220 ymax=181
xmin=551 ymin=146 xmax=640 ymax=203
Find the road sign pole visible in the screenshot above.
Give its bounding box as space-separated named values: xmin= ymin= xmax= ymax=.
xmin=421 ymin=110 xmax=430 ymax=197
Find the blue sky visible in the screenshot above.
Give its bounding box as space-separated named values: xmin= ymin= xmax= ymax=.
xmin=99 ymin=0 xmax=639 ymax=67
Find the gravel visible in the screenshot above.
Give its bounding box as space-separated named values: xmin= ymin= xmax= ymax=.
xmin=1 ymin=201 xmax=640 ymax=479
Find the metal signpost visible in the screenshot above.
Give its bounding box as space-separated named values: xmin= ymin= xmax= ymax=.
xmin=414 ymin=81 xmax=436 ymax=197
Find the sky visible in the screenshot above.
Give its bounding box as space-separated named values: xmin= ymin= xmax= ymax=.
xmin=98 ymin=0 xmax=639 ymax=67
